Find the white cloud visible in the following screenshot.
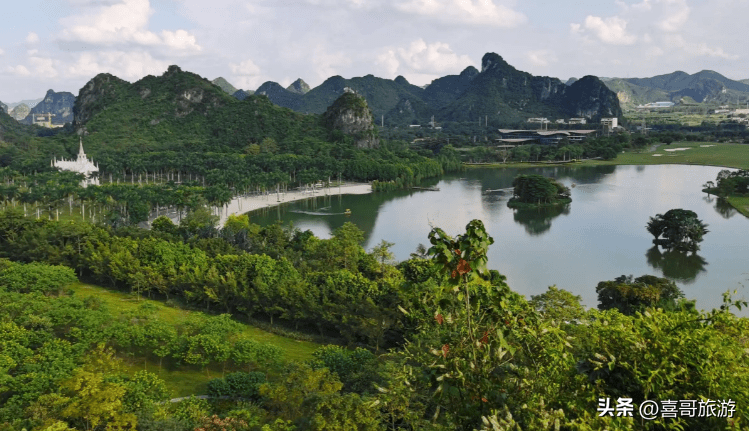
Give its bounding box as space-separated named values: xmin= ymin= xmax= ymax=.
xmin=658 ymin=0 xmax=690 ymax=32
xmin=66 ymin=51 xmax=168 ymax=80
xmin=311 ymin=46 xmax=352 ymax=81
xmin=526 ymin=50 xmax=557 ymax=68
xmin=646 ymin=46 xmax=664 ymax=57
xmin=29 ymin=56 xmax=58 ymax=78
xmin=26 ymin=32 xmax=40 ymax=44
xmin=58 ymin=0 xmax=201 ymax=52
xmin=377 ymin=39 xmax=473 ymax=78
xmin=229 ymin=59 xmax=263 ymax=89
xmin=395 ymin=0 xmax=526 ymax=28
xmin=230 ymin=59 xmax=261 ymax=76
xmin=582 ymin=15 xmax=637 ymax=45
xmin=5 ymin=65 xmax=31 ymax=76
xmin=0 ymin=48 xmax=4 ymax=55
xmin=692 ymin=43 xmax=738 ymax=60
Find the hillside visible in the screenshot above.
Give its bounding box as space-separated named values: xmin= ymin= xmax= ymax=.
xmin=618 ymin=70 xmax=749 ymax=105
xmin=256 ymin=81 xmax=304 ymax=109
xmin=604 ymin=79 xmax=671 ymax=110
xmin=258 ymin=74 xmax=427 ymax=123
xmin=10 ymin=104 xmax=30 ymax=121
xmin=211 ymin=77 xmax=238 ymax=95
xmin=71 ymin=65 xmax=328 ymax=155
xmin=741 ymin=79 xmax=749 ymax=85
xmin=436 ymin=53 xmax=621 ymax=124
xmin=420 ymin=66 xmax=479 ymax=109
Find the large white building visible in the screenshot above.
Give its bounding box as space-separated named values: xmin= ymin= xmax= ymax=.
xmin=51 ymin=138 xmax=100 ymax=187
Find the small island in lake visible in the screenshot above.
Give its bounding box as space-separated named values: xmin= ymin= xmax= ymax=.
xmin=507 ymin=174 xmax=572 ymax=208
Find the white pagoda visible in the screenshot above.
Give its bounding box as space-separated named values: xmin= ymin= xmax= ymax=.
xmin=51 ymin=138 xmax=100 ymax=187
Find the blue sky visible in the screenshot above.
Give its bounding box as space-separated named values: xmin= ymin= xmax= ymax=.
xmin=1 ymin=0 xmax=747 ymax=102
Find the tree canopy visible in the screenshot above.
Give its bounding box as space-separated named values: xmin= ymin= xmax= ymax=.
xmin=508 ymin=174 xmax=571 ymax=207
xmin=646 ymin=208 xmax=709 ymax=252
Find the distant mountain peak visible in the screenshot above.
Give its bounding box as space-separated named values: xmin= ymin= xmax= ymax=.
xmin=481 ymin=53 xmax=510 ymax=73
xmin=21 ymin=89 xmax=76 ymax=125
xmin=212 ymin=77 xmax=238 ymax=95
xmin=394 ymin=76 xmax=410 ymax=86
xmin=286 ymin=78 xmax=310 ymax=94
xmin=460 ymin=66 xmax=479 ymax=79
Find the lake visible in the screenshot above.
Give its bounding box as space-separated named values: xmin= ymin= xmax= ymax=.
xmin=249 ymin=165 xmax=749 ymax=313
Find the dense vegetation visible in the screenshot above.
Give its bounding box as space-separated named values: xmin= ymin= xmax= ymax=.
xmin=646 ymin=209 xmax=709 ymax=252
xmin=0 ymin=66 xmax=460 ymax=196
xmin=508 ymin=174 xmax=571 ymax=208
xmin=1 ymin=211 xmax=747 ymax=430
xmin=705 ymin=169 xmax=749 ymax=198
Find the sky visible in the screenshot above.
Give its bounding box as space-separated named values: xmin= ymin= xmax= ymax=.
xmin=1 ymin=0 xmax=748 ymax=103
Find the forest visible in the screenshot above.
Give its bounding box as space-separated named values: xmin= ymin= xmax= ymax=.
xmin=0 ymin=210 xmax=747 ymax=431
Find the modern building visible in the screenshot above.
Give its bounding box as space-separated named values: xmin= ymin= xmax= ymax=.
xmin=497 ymin=129 xmax=597 ymax=145
xmin=601 ymin=117 xmax=618 ymax=132
xmin=51 ymin=138 xmax=100 ymax=187
xmin=568 ymin=118 xmax=587 ymax=125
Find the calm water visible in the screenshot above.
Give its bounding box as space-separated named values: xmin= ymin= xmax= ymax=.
xmin=250 ymin=165 xmax=749 ymax=313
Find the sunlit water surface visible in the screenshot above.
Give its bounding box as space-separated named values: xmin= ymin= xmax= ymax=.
xmin=250 ymin=165 xmax=749 ymax=313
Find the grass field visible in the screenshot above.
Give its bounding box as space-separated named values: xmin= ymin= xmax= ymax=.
xmin=70 ymin=282 xmax=321 ymax=397
xmin=726 ymin=196 xmax=749 ymax=218
xmin=588 ymin=142 xmax=749 ymax=170
xmin=466 ymin=142 xmax=749 ymax=171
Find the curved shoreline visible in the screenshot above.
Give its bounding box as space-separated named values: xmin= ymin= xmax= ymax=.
xmin=214 ymin=183 xmax=372 ymax=225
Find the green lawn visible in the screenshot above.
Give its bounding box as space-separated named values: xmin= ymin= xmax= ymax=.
xmin=70 ymin=282 xmax=321 ymax=397
xmin=587 ymin=142 xmax=749 ymax=170
xmin=726 ymin=196 xmax=749 ymax=218
xmin=466 ymin=142 xmax=749 ymax=171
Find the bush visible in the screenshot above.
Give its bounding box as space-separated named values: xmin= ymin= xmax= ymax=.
xmin=207 ymin=372 xmax=266 ymax=400
xmin=0 ymin=260 xmax=77 ymax=296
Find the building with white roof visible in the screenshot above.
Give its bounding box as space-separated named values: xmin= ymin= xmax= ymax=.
xmin=497 ymin=129 xmax=597 ymax=145
xmin=51 ymin=138 xmax=99 ymax=187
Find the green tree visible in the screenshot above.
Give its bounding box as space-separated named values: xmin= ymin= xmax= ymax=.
xmin=529 ymin=285 xmax=585 ymax=324
xmin=508 ymin=174 xmax=570 ymax=207
xmin=596 ymin=274 xmax=685 ymax=315
xmin=646 ymin=208 xmax=709 ymax=252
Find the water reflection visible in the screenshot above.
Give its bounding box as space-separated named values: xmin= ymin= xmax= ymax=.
xmin=511 ymin=204 xmax=570 ymax=236
xmin=645 ymin=246 xmax=708 ymax=284
xmin=713 ymin=198 xmax=737 ymax=219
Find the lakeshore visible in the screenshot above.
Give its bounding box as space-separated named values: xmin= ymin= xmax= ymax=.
xmin=462 ymin=141 xmax=749 ymax=218
xmin=213 ymin=182 xmax=372 ymax=225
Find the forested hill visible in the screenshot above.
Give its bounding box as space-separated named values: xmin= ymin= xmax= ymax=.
xmin=252 ymin=52 xmax=621 ymax=126
xmin=71 ymin=64 xmax=329 ymax=154
xmin=0 ymin=64 xmax=459 ymax=190
xmin=436 ymin=53 xmax=621 ymax=123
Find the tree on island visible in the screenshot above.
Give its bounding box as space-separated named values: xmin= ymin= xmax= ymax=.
xmin=507 ymin=174 xmax=571 ymax=208
xmin=646 ymin=208 xmax=708 ymax=252
xmin=596 ymin=274 xmax=690 ymax=315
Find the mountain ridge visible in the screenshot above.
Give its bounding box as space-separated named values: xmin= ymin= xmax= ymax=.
xmin=252 ymin=53 xmax=620 ymax=126
xmin=610 ymin=70 xmax=749 ymax=106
